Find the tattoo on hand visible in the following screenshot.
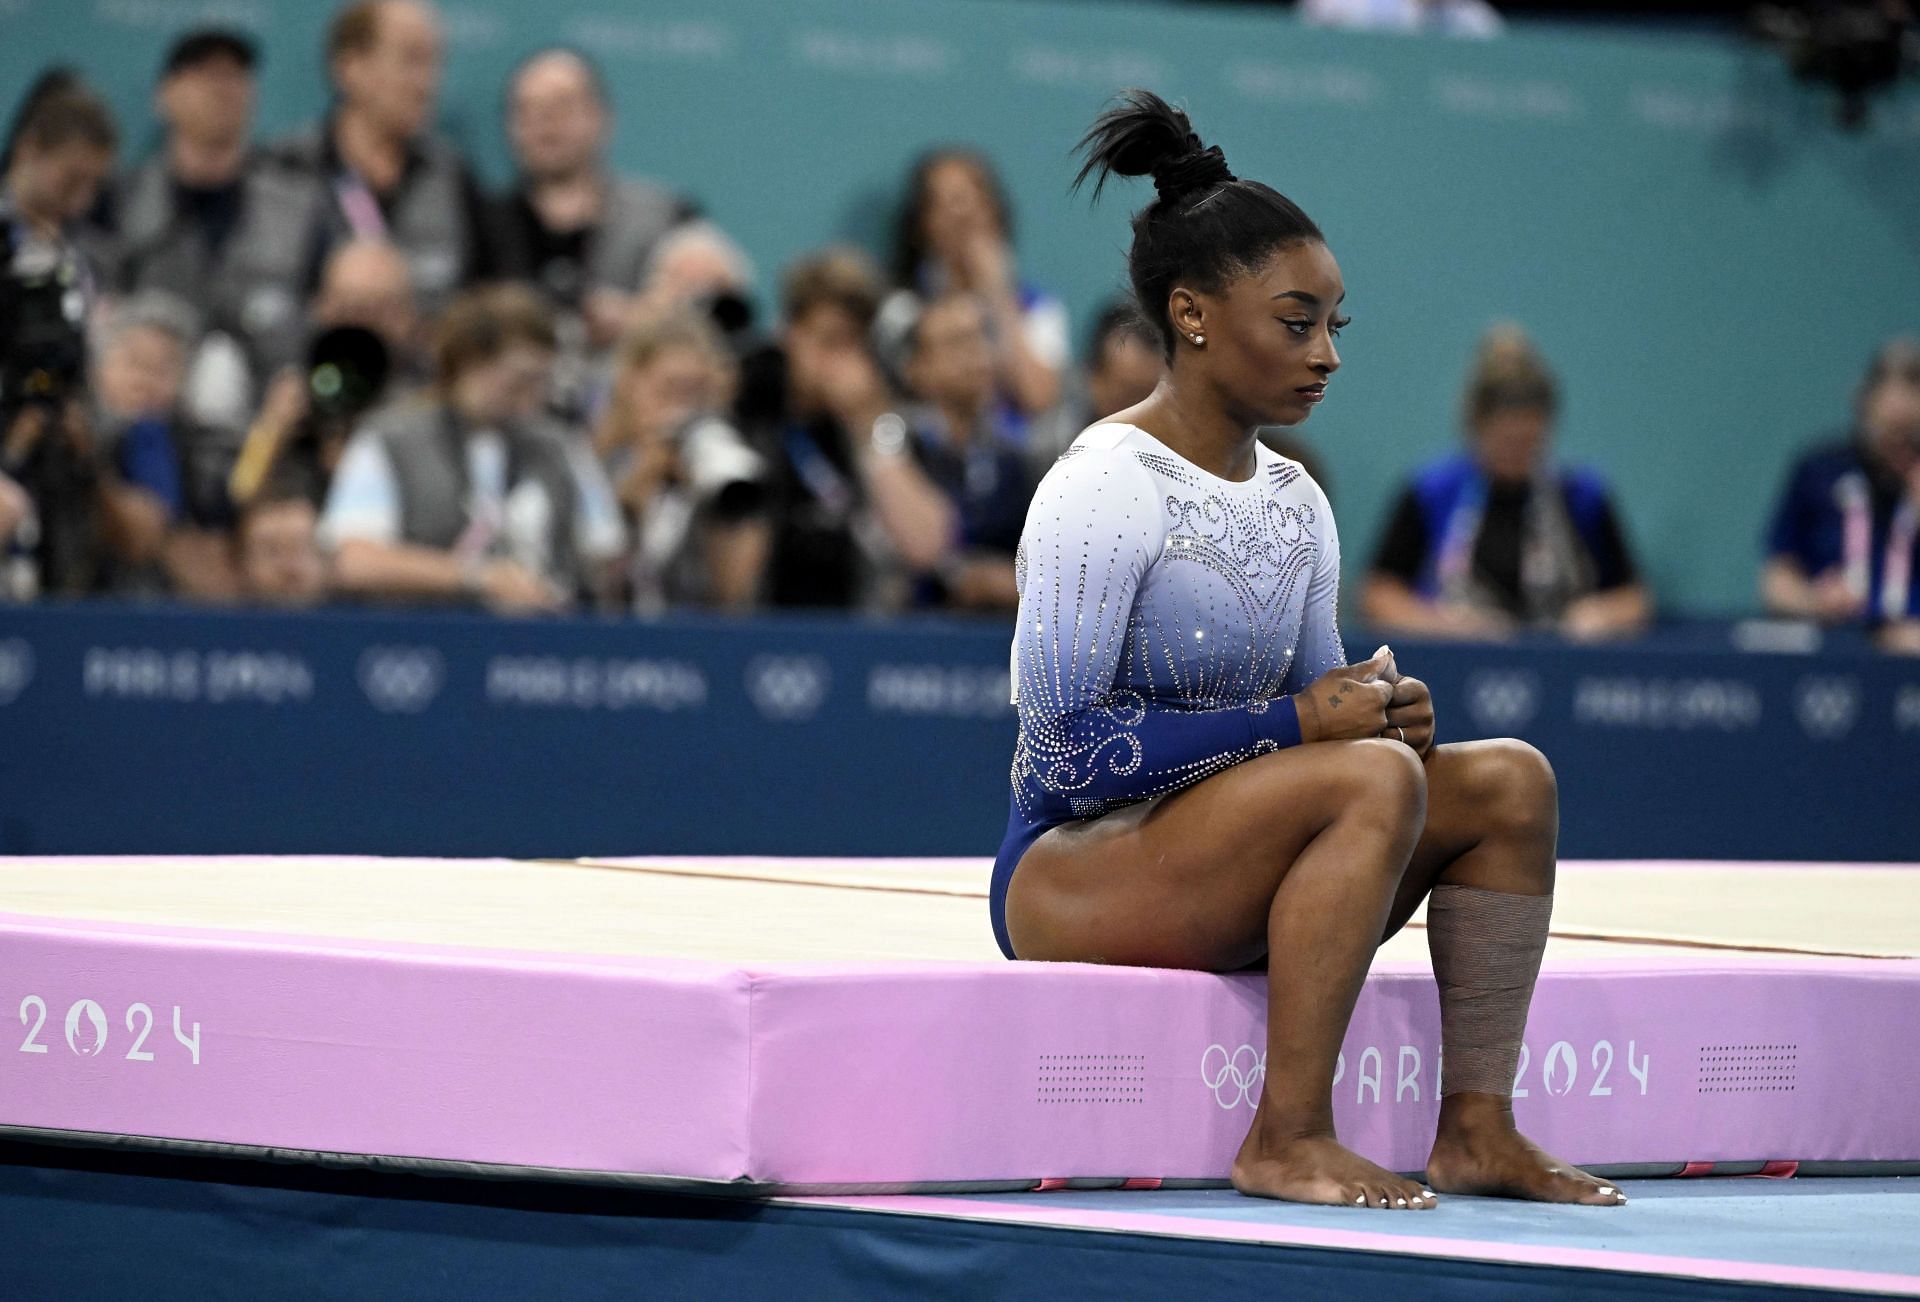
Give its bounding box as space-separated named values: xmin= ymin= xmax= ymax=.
xmin=1327 ymin=695 xmax=1342 ymax=708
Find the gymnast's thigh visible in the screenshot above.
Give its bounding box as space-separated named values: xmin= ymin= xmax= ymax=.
xmin=1004 ymin=739 xmax=1409 ymax=970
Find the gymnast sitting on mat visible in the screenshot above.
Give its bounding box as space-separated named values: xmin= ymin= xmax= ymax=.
xmin=989 ymin=90 xmax=1624 ymax=1211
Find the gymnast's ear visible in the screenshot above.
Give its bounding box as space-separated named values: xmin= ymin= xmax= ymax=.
xmin=1168 ymin=287 xmax=1206 ymax=347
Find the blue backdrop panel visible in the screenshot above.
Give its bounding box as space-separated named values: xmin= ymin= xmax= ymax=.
xmin=0 ymin=603 xmax=1913 ymax=860
xmin=0 ymin=1141 xmax=1899 ymax=1302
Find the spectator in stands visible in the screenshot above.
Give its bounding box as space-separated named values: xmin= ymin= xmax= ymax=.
xmin=888 ymin=149 xmax=1067 ymax=417
xmin=321 ymin=284 xmax=623 ymax=613
xmin=739 ymin=247 xmax=971 ymax=609
xmin=1 ymin=72 xmax=119 ymax=596
xmin=490 ymin=49 xmax=693 ymax=354
xmin=256 ymin=1 xmax=488 ymax=336
xmin=87 ymin=292 xmax=243 ymax=599
xmin=90 ymin=30 xmax=276 ymax=432
xmin=634 ymin=221 xmax=763 ymax=360
xmin=596 ymin=309 xmax=768 ymax=611
xmin=1763 ymin=336 xmax=1920 ymax=654
xmin=1361 ymin=325 xmax=1650 ymax=640
xmin=235 ymin=473 xmax=329 ymax=607
xmin=884 ymin=292 xmax=1033 ymax=610
xmin=1029 ymin=300 xmax=1165 ymax=465
xmin=1301 ymin=0 xmax=1504 ymax=37
xmin=229 ymin=240 xmax=423 ymax=511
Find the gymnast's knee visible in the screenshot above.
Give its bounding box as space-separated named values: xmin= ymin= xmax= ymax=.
xmin=1475 ymin=738 xmax=1559 ymax=847
xmin=1333 ymin=737 xmax=1428 ymax=835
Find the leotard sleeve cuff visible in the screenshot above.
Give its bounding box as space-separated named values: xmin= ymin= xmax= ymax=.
xmin=1254 ymin=695 xmax=1304 ymax=750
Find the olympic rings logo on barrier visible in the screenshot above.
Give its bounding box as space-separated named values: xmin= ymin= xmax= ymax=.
xmin=357 ymin=646 xmax=445 ymax=714
xmin=0 ymin=638 xmax=32 ymax=705
xmin=1200 ymin=1043 xmax=1266 ymax=1109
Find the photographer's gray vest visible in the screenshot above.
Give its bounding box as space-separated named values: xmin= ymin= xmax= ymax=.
xmin=230 ymin=126 xmax=475 ymax=365
xmin=368 ymin=399 xmax=583 ymax=588
xmin=588 ymin=178 xmax=687 ymax=291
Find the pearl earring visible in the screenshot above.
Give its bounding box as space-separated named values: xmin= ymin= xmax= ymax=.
xmin=1190 ymin=334 xmax=1205 ymax=347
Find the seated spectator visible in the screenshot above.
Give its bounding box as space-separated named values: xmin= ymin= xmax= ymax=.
xmin=737 ymin=247 xmax=958 ymax=609
xmin=87 ymin=291 xmax=242 ymax=599
xmin=1763 ymin=336 xmax=1920 ymax=653
xmin=320 ymin=284 xmax=624 ymax=613
xmin=1361 ymin=326 xmax=1651 ymax=640
xmin=254 ymin=1 xmax=488 ymax=336
xmin=634 ymin=221 xmax=762 ymax=358
xmin=887 ymin=292 xmax=1033 ymax=610
xmin=887 ymin=148 xmax=1066 ymax=417
xmin=489 ymin=49 xmax=693 ymax=353
xmin=2 ymin=72 xmax=118 ymax=596
xmin=1301 ymin=0 xmax=1504 ymax=37
xmin=229 ymin=239 xmax=423 ymax=510
xmin=1028 ymin=299 xmax=1164 ymax=465
xmin=89 ymin=30 xmax=275 ymax=431
xmin=235 ymin=473 xmax=328 ymax=607
xmin=595 ymin=309 xmax=768 ymax=612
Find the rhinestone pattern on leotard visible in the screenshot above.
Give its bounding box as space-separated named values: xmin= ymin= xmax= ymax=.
xmin=1008 ymin=423 xmax=1344 ymax=824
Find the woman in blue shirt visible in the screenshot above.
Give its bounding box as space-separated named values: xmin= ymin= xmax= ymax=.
xmin=1763 ymin=336 xmax=1920 ymax=653
xmin=996 ymin=91 xmax=1623 ymax=1211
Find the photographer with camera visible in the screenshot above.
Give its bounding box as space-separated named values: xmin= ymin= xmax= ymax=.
xmin=595 ymin=307 xmax=768 ymax=612
xmin=1 ymin=70 xmax=118 ymax=597
xmin=228 ymin=239 xmax=423 ymax=512
xmin=319 ymin=283 xmax=623 ymax=614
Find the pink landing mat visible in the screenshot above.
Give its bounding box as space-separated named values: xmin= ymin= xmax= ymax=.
xmin=2 ymin=911 xmax=1916 ymax=1193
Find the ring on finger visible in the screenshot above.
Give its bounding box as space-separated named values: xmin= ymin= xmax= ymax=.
xmin=1393 ymin=725 xmax=1407 ymax=745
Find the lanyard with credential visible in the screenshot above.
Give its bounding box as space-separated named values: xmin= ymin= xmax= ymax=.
xmin=332 ymin=170 xmax=389 ymax=241
xmin=1837 ymin=470 xmax=1919 ymax=618
xmin=1881 ymin=499 xmax=1918 ymax=621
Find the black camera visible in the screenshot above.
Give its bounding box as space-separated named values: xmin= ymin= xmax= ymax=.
xmin=305 ymin=324 xmax=390 ymax=426
xmin=1752 ymin=2 xmax=1918 ymax=129
xmin=0 ymin=232 xmax=88 ymax=417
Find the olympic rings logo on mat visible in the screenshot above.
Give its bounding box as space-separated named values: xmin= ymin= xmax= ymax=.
xmin=1200 ymin=1044 xmax=1265 ymax=1109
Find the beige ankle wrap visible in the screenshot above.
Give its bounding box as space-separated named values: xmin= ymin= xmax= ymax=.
xmin=1426 ymin=883 xmax=1553 ymax=1098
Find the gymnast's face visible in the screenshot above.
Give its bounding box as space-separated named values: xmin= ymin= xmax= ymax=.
xmin=1170 ymin=240 xmax=1345 ymax=428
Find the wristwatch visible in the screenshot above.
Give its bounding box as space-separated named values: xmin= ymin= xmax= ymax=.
xmin=868 ymin=412 xmax=909 ymax=457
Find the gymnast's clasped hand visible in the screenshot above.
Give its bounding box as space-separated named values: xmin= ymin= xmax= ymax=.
xmin=1292 ymin=645 xmax=1436 ymax=756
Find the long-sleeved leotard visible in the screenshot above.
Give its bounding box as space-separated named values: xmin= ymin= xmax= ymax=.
xmin=991 ymin=422 xmax=1346 ymax=958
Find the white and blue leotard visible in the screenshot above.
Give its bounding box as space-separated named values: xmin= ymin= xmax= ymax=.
xmin=991 ymin=422 xmax=1347 ymax=958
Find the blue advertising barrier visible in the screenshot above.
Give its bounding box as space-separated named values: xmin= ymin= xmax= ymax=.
xmin=0 ymin=602 xmax=1913 ymax=861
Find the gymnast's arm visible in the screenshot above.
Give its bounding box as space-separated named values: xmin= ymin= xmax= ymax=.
xmin=1012 ymin=453 xmax=1306 ymax=809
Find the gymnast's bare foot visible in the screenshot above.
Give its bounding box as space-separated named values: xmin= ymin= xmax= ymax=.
xmin=1233 ymin=1108 xmax=1436 ymax=1209
xmin=1426 ymin=1093 xmax=1626 ymax=1205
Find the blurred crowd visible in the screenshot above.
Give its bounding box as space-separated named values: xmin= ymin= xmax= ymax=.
xmin=2 ymin=1 xmax=1917 ymax=652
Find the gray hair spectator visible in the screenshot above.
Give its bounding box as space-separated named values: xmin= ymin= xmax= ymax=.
xmin=320 ymin=283 xmax=624 ymax=613
xmin=88 ymin=290 xmax=245 ymax=599
xmin=488 ymin=48 xmax=695 ymax=355
xmin=596 ymin=308 xmax=768 ymax=612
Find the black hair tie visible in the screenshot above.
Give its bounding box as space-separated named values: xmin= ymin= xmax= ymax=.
xmin=1152 ymin=145 xmax=1235 ymax=203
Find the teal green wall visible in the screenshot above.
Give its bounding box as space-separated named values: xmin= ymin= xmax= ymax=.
xmin=7 ymin=0 xmax=1919 ymax=614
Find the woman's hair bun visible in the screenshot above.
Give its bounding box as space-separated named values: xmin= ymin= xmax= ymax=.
xmin=1074 ymin=88 xmax=1235 ymax=205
